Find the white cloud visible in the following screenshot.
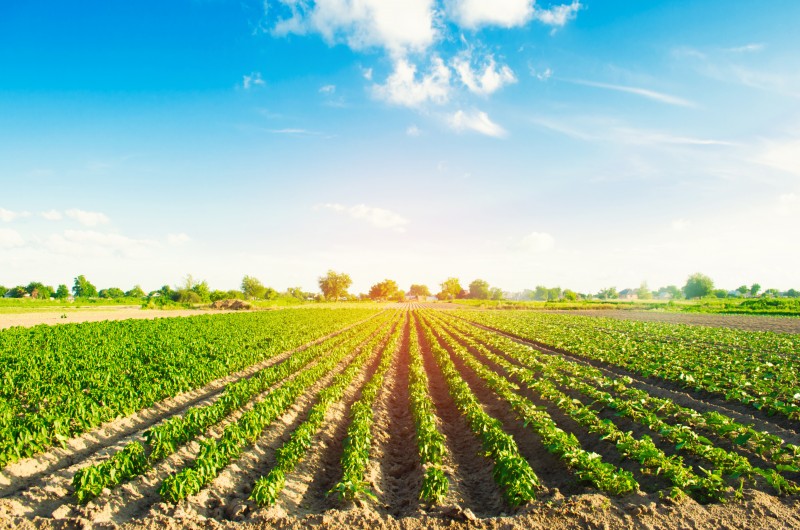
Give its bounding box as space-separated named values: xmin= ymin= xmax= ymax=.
xmin=447 ymin=0 xmax=580 ymax=28
xmin=448 ymin=109 xmax=507 ymax=138
xmin=0 ymin=228 xmax=24 ymax=248
xmin=571 ymin=79 xmax=695 ymax=107
xmin=319 ymin=84 xmax=336 ymax=94
xmin=778 ymin=193 xmax=799 ymax=216
xmin=453 ymin=54 xmax=516 ymax=95
xmin=532 ymin=1 xmax=581 ymax=27
xmin=724 ymin=43 xmax=765 ymax=53
xmin=65 ymin=209 xmax=110 ymax=227
xmin=0 ymin=208 xmax=31 ymax=222
xmin=373 ymin=57 xmax=451 ymax=107
xmin=531 ymin=66 xmax=553 ymax=81
xmin=46 ymin=230 xmax=157 ymax=259
xmin=447 ymin=0 xmax=533 ymax=28
xmin=755 ymin=137 xmax=800 ymax=175
xmin=672 ymin=219 xmax=691 ymax=231
xmin=406 ymin=125 xmax=422 ymax=137
xmin=272 ymin=0 xmax=437 ymax=56
xmin=41 ymin=210 xmax=63 ymax=221
xmin=518 ymin=231 xmax=555 ymax=252
xmin=167 ymin=233 xmax=192 ymax=245
xmin=242 ymin=72 xmax=265 ymax=90
xmin=361 ymin=67 xmax=373 ymax=80
xmin=317 ymin=203 xmax=409 ymax=232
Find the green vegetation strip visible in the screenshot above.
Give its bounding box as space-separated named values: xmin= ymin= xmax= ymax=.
xmin=417 ymin=314 xmax=539 ymax=506
xmin=438 ymin=312 xmax=799 ymax=497
xmin=159 ymin=311 xmax=402 ymax=502
xmin=71 ymin=311 xmax=391 ymax=503
xmin=0 ymin=308 xmax=379 ymax=469
xmin=249 ymin=315 xmax=401 ymax=506
xmin=329 ymin=313 xmax=405 ymax=501
xmin=420 ymin=312 xmax=638 ymax=497
xmin=455 ymin=310 xmax=800 ymax=420
xmin=408 ymin=317 xmax=449 ymax=504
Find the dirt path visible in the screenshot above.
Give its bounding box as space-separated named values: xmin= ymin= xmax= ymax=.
xmin=548 ymin=310 xmax=800 ymax=334
xmin=0 ymin=307 xmax=245 ymax=330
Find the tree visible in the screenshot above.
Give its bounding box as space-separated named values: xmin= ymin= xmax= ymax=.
xmin=547 ymin=287 xmax=562 ymax=301
xmin=683 ymin=273 xmax=714 ymax=299
xmin=533 ymin=285 xmax=549 ymax=301
xmin=0 ymin=285 xmax=7 ymax=298
xmin=750 ymin=283 xmax=761 ymax=297
xmin=126 ymin=285 xmax=146 ymax=298
xmin=241 ymin=275 xmax=267 ymax=299
xmin=468 ymin=279 xmax=490 ymax=299
xmin=54 ymin=284 xmax=70 ymax=299
xmin=26 ymin=281 xmax=53 ymax=299
xmin=490 ymin=287 xmax=504 ymax=300
xmin=99 ymin=287 xmax=125 ymax=299
xmin=597 ymin=287 xmax=618 ymax=300
xmin=736 ymin=285 xmax=749 ymax=297
xmin=318 ymin=270 xmax=352 ymax=301
xmin=787 ymin=289 xmax=800 ymax=298
xmin=72 ymin=275 xmax=98 ymax=298
xmin=369 ymin=279 xmax=400 ymax=301
xmin=713 ymin=289 xmax=728 ymax=298
xmin=563 ymin=289 xmax=578 ymax=301
xmin=286 ymin=286 xmax=311 ymax=300
xmin=763 ymin=288 xmax=780 ymax=298
xmin=190 ymin=280 xmax=211 ymax=302
xmin=636 ymin=282 xmax=653 ymax=300
xmin=438 ymin=278 xmax=462 ymax=300
xmin=409 ymin=284 xmax=431 ymax=297
xmin=6 ymin=286 xmax=27 ymax=298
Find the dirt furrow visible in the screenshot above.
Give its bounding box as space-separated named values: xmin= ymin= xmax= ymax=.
xmin=414 ymin=314 xmax=506 ymax=516
xmin=266 ymin=318 xmax=399 ymax=517
xmin=365 ymin=314 xmax=423 ymax=517
xmin=0 ymin=312 xmax=379 ymax=501
xmin=459 ymin=318 xmax=800 ymax=440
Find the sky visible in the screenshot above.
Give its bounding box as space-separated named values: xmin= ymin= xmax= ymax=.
xmin=1 ymin=0 xmax=799 ymax=295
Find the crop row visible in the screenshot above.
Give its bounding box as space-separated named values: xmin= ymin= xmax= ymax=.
xmin=436 ymin=311 xmax=799 ymax=498
xmin=420 ymin=313 xmax=640 ymax=497
xmin=72 ymin=310 xmax=393 ymax=503
xmin=416 ymin=314 xmax=539 ymax=506
xmin=454 ymin=311 xmax=800 ymax=420
xmin=408 ymin=318 xmax=449 ymax=503
xmin=0 ymin=308 xmax=379 ymax=468
xmin=249 ymin=314 xmax=403 ymax=506
xmin=158 ymin=311 xmax=401 ymax=502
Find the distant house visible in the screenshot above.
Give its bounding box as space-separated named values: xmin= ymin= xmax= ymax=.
xmin=618 ymin=289 xmax=639 ymax=301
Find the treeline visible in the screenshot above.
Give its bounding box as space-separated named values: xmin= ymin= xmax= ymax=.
xmin=3 ymin=271 xmax=798 ymax=305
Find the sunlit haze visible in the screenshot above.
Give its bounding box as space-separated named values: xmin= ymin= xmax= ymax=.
xmin=2 ymin=1 xmax=799 ymax=294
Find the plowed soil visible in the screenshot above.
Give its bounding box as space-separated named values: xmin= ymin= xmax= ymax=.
xmin=1 ymin=308 xmax=798 ymax=529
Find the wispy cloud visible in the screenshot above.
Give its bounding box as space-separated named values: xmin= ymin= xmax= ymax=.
xmin=453 ymin=53 xmax=516 ymax=96
xmin=316 ymin=203 xmax=409 ymax=232
xmin=406 ymin=125 xmax=422 ymax=137
xmin=0 ymin=208 xmax=31 ymax=222
xmin=448 ymin=0 xmax=581 ymax=29
xmin=569 ymin=79 xmax=695 ymax=107
xmin=517 ymin=231 xmax=555 ymax=252
xmin=47 ymin=230 xmax=158 ymax=259
xmin=242 ymin=71 xmax=265 ymax=90
xmin=0 ymin=228 xmax=24 ymax=248
xmin=448 ymin=109 xmax=507 ymax=138
xmin=40 ymin=210 xmax=62 ymax=221
xmin=167 ymin=233 xmax=192 ymax=245
xmin=319 ymin=84 xmax=336 ymax=94
xmin=65 ymin=209 xmax=110 ymax=227
xmin=724 ymin=43 xmax=765 ymax=53
xmin=373 ymin=57 xmax=451 ymax=107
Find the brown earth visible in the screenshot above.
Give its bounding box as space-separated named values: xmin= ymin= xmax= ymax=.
xmin=549 ymin=309 xmax=800 ymax=334
xmin=1 ymin=308 xmax=799 ymax=529
xmin=0 ymin=307 xmax=246 ymax=331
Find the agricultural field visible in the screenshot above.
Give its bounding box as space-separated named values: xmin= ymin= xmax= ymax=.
xmin=1 ymin=306 xmax=799 ymax=529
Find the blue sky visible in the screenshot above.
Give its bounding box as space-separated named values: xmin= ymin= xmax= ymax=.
xmin=1 ymin=0 xmax=799 ymax=294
